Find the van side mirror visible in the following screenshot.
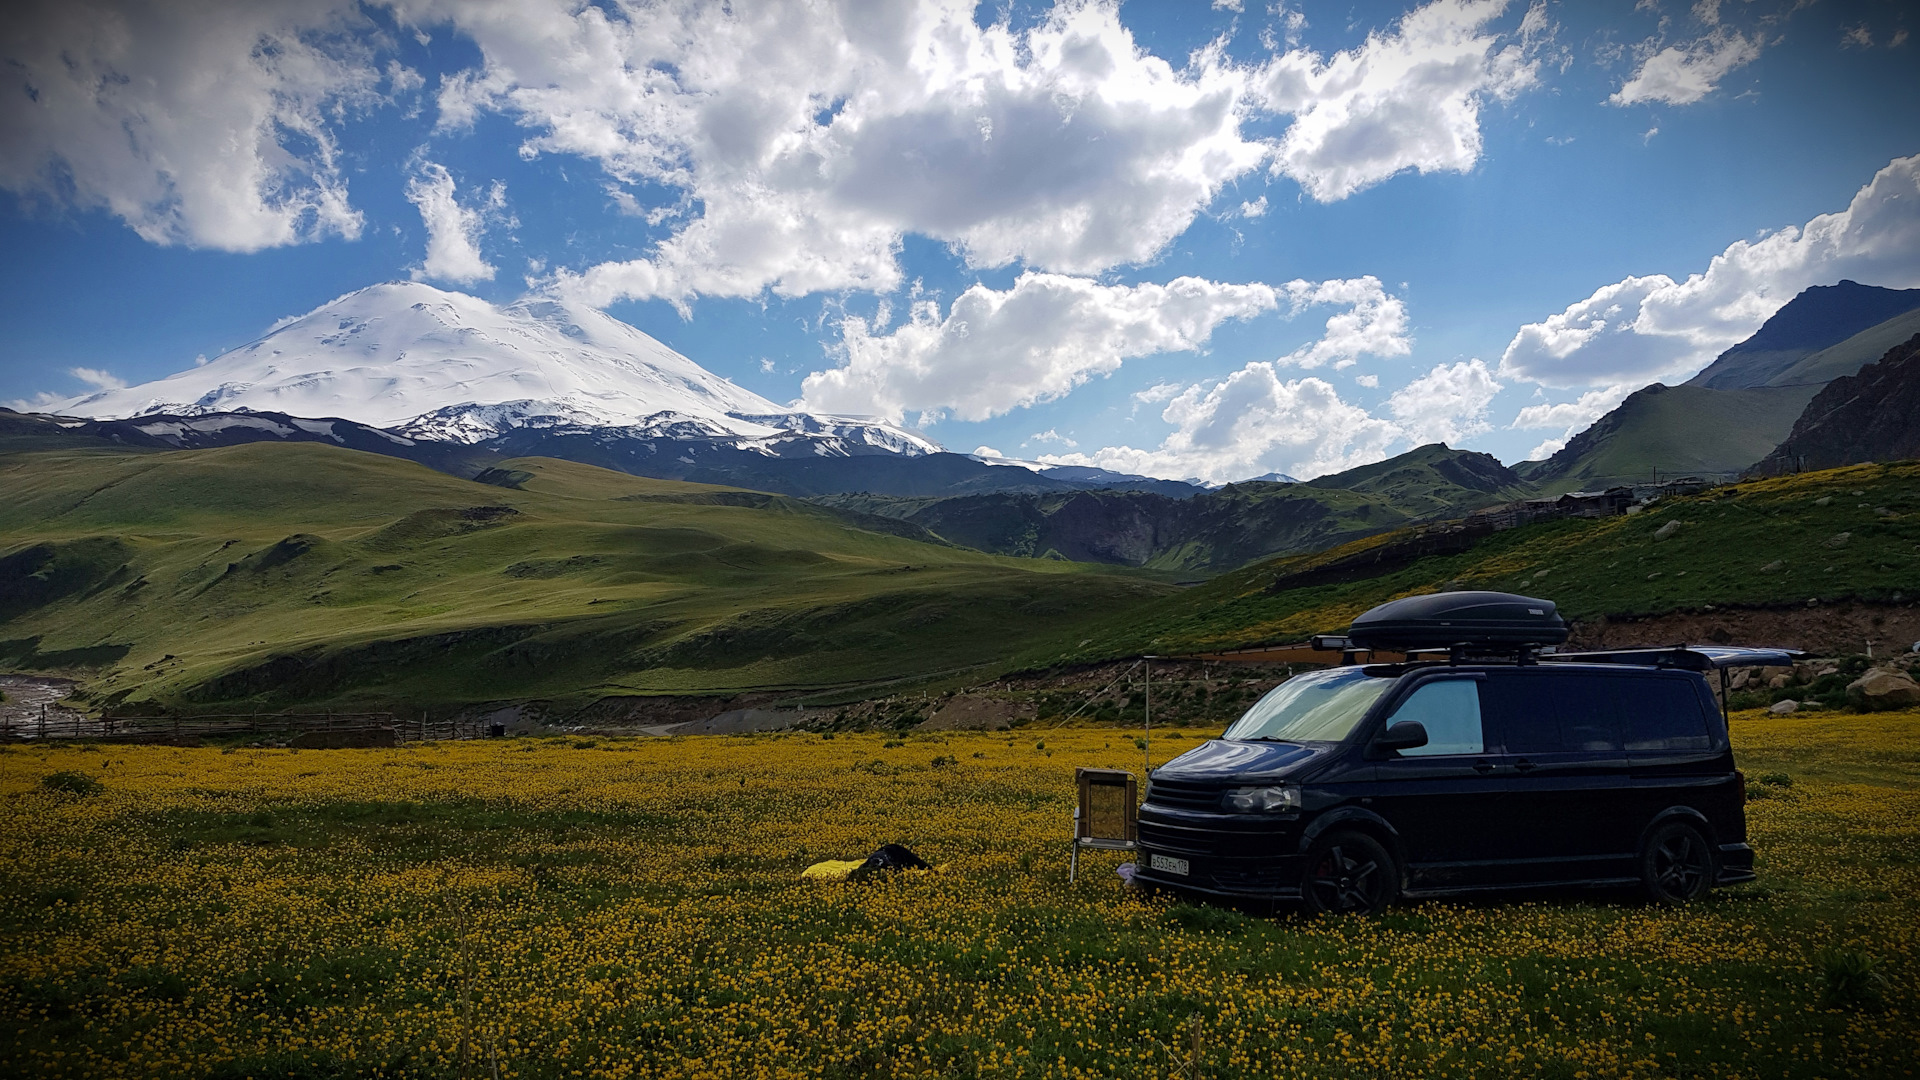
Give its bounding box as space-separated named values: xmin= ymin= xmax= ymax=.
xmin=1373 ymin=720 xmax=1429 ymax=753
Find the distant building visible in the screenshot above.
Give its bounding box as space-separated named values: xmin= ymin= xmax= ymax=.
xmin=1556 ymin=487 xmax=1635 ymax=518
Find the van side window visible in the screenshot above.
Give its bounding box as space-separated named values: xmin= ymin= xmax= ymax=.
xmin=1482 ymin=673 xmax=1623 ymax=754
xmin=1482 ymin=674 xmax=1552 ymax=753
xmin=1388 ymin=680 xmax=1484 ymax=756
xmin=1624 ymin=678 xmax=1711 ymax=752
xmin=1557 ymin=676 xmax=1625 ymax=751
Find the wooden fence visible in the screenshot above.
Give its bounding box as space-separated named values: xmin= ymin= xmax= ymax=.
xmin=0 ymin=707 xmax=508 ymax=745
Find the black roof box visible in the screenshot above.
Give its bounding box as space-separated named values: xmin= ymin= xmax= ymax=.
xmin=1347 ymin=591 xmax=1568 ymax=651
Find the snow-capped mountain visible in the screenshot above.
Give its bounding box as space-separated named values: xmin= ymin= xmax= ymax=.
xmin=56 ymin=282 xmax=940 ymax=455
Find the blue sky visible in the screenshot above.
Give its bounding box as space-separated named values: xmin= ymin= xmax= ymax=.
xmin=3 ymin=0 xmax=1918 ymax=480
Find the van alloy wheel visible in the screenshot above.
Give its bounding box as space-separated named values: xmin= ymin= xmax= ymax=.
xmin=1641 ymin=822 xmax=1713 ymax=904
xmin=1302 ymin=831 xmax=1396 ymax=915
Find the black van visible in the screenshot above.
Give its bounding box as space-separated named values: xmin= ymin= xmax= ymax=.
xmin=1134 ymin=592 xmax=1791 ymax=914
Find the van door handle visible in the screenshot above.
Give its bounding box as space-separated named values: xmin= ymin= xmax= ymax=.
xmin=1514 ymin=759 xmax=1537 ymax=772
xmin=1472 ymin=760 xmax=1494 ymax=773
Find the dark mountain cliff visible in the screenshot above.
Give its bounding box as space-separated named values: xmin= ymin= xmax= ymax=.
xmin=1750 ymin=333 xmax=1920 ymax=476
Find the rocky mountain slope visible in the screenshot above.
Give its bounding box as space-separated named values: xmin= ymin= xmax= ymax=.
xmin=815 ymin=444 xmax=1531 ymax=572
xmin=1684 ymin=280 xmax=1920 ymax=390
xmin=1751 ymin=333 xmax=1920 ymax=476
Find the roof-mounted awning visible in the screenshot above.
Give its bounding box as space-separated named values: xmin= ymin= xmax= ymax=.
xmin=1542 ymin=646 xmax=1803 ymax=671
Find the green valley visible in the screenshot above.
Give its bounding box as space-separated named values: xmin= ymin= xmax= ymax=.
xmin=0 ymin=441 xmax=1175 ymax=713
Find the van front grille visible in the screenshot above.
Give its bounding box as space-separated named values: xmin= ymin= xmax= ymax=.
xmin=1144 ymin=777 xmax=1227 ymax=813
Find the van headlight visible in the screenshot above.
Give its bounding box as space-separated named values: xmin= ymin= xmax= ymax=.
xmin=1221 ymin=785 xmax=1300 ymax=813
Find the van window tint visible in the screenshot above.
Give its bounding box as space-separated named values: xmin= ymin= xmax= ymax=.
xmin=1559 ymin=677 xmax=1625 ymax=751
xmin=1624 ymin=678 xmax=1710 ymax=752
xmin=1483 ymin=673 xmax=1624 ymax=754
xmin=1481 ymin=673 xmax=1558 ymax=754
xmin=1389 ymin=680 xmax=1483 ymax=756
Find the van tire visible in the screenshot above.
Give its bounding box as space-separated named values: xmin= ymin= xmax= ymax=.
xmin=1301 ymin=830 xmax=1397 ymax=916
xmin=1640 ymin=820 xmax=1713 ymax=905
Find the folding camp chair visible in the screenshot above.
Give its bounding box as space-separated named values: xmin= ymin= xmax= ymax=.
xmin=1070 ymin=767 xmax=1137 ymax=883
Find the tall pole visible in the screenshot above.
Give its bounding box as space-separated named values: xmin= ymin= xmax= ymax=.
xmin=1142 ymin=656 xmax=1152 ymax=776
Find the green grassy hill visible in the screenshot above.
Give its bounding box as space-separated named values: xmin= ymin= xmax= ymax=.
xmin=0 ymin=442 xmax=1173 ymax=712
xmin=1305 ymin=442 xmax=1531 ymax=516
xmin=1051 ymin=461 xmax=1920 ymax=662
xmin=1517 ymin=383 xmax=1819 ymax=493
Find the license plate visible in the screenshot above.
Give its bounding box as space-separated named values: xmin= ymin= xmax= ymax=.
xmin=1149 ymin=853 xmax=1189 ymax=877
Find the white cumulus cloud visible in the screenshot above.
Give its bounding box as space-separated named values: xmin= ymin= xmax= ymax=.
xmin=6 ymin=0 xmax=1550 ymax=297
xmin=1043 ymin=365 xmax=1400 ymax=483
xmin=1501 ymin=154 xmax=1920 ymax=388
xmin=405 ymin=162 xmax=502 ymax=284
xmin=1025 ymin=429 xmax=1077 ymax=448
xmin=1046 ymin=353 xmax=1508 ymax=483
xmin=388 ymin=0 xmax=1546 ymax=307
xmin=1386 ymin=358 xmax=1502 ymax=445
xmin=798 ymin=272 xmax=1284 ymax=423
xmin=1507 ymin=383 xmax=1633 ymax=459
xmin=0 ymin=0 xmax=384 ymax=251
xmin=1610 ymin=28 xmax=1762 ymax=106
xmin=440 ymin=0 xmax=1267 ymax=306
xmin=1276 ymin=277 xmax=1412 ymax=368
xmin=6 ymin=367 xmax=128 ymax=412
xmin=1253 ymin=0 xmax=1544 ymax=202
xmin=799 ymin=271 xmax=1415 ymax=424
xmin=69 ymin=367 xmax=129 ymax=392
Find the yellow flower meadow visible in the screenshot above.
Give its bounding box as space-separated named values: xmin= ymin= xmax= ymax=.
xmin=0 ymin=712 xmax=1915 ymax=1079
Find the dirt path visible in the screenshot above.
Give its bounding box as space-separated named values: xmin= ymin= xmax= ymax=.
xmin=0 ymin=676 xmax=92 ymax=738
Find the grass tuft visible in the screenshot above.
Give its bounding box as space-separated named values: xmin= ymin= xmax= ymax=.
xmin=38 ymin=770 xmax=101 ymax=796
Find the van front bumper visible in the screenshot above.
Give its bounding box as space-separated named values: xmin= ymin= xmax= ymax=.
xmin=1716 ymin=842 xmax=1756 ymax=885
xmin=1136 ymin=805 xmax=1304 ymax=900
xmin=1133 ymin=863 xmax=1305 ymax=903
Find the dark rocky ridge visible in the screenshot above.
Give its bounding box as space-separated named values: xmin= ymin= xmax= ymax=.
xmin=1750 ymin=333 xmax=1920 ymax=476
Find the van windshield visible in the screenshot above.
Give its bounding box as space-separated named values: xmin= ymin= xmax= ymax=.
xmin=1223 ymin=668 xmax=1394 ymax=743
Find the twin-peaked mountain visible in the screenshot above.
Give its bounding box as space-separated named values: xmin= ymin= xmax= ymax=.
xmin=57 ymin=282 xmax=937 ymax=457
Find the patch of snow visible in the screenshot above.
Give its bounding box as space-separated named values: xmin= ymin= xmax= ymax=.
xmin=184 ymin=416 xmax=296 ymax=437
xmin=289 ymin=418 xmax=344 ymax=442
xmin=133 ymin=421 xmax=190 ymax=441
